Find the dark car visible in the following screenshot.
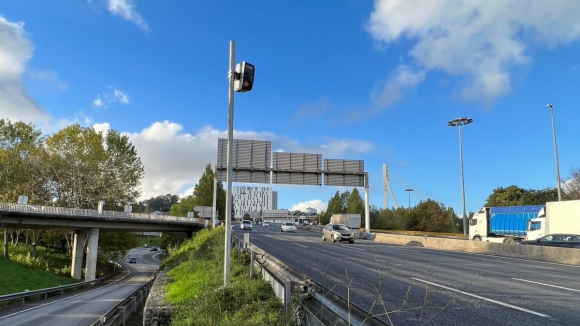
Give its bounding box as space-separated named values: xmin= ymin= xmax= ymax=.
xmin=129 ymin=257 xmax=137 ymax=263
xmin=149 ymin=247 xmax=158 ymax=251
xmin=519 ymin=234 xmax=580 ymax=248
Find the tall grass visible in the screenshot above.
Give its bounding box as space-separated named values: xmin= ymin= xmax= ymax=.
xmin=163 ymin=227 xmax=294 ymax=326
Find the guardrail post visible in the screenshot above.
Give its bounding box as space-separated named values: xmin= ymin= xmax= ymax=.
xmin=284 ymin=280 xmax=291 ymax=313
xmin=250 ymin=251 xmax=255 ymax=278
xmin=117 ymin=306 xmax=126 ymax=326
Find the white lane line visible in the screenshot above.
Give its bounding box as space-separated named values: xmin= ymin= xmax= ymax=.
xmin=340 ymin=245 xmax=366 ymax=251
xmin=512 ymin=278 xmax=580 ymax=293
xmin=412 ymin=278 xmax=550 ymax=318
xmin=292 ymin=243 xmax=308 ymax=248
xmin=0 ymin=271 xmax=133 ymax=320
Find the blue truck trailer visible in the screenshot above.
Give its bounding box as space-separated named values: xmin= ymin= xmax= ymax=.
xmin=468 ymin=205 xmax=545 ymax=244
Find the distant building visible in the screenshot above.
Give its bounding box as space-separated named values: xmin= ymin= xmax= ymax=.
xmin=233 ymin=186 xmax=275 ymax=219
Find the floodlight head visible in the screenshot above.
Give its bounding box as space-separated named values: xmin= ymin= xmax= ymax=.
xmin=447 ymin=117 xmax=473 ymax=127
xmin=547 ymin=104 xmax=553 ymax=109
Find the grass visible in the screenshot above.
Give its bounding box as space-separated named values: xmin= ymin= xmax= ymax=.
xmin=136 ymin=234 xmax=162 ymax=247
xmin=0 ymin=257 xmax=76 ymax=295
xmin=163 ymin=227 xmax=294 ymax=326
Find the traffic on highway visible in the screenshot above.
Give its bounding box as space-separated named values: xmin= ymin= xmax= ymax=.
xmin=234 ymin=222 xmax=580 ymax=326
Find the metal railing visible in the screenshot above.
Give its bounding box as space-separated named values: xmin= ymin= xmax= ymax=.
xmin=0 ymin=263 xmax=122 ymax=305
xmin=92 ymin=270 xmax=158 ymax=326
xmin=0 ymin=203 xmax=201 ymax=225
xmin=231 ymin=233 xmax=387 ymax=326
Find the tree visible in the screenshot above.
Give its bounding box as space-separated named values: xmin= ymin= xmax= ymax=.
xmin=44 ymin=124 xmax=144 ymax=209
xmin=169 ymin=164 xmax=226 ymax=219
xmin=323 ymin=191 xmax=344 ymax=222
xmin=565 ymin=167 xmax=580 ymax=200
xmin=0 ymin=119 xmax=49 ymax=203
xmin=413 ymin=200 xmax=455 ymax=232
xmin=347 ymin=188 xmax=365 ymax=215
xmin=485 ymin=185 xmax=558 ymax=207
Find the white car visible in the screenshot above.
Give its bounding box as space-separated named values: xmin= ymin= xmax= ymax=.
xmin=240 ymin=220 xmax=252 ymax=230
xmin=281 ymin=222 xmax=296 ymax=232
xmin=263 ymin=221 xmax=271 ymax=227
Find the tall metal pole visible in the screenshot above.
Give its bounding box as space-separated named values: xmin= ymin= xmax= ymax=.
xmin=547 ymin=104 xmax=562 ymax=201
xmin=405 ymin=188 xmax=413 ymax=213
xmin=364 ymin=173 xmax=370 ymax=233
xmin=448 ymin=117 xmax=473 ymax=235
xmin=458 ymin=124 xmax=468 ymax=235
xmin=212 ymin=177 xmax=218 ymax=228
xmin=224 ymin=40 xmax=235 ymax=286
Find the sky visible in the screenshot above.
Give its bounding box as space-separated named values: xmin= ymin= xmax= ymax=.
xmin=1 ymin=0 xmax=580 ymax=216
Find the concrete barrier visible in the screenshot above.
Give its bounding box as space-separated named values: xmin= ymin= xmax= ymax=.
xmin=374 ymin=233 xmax=580 ymax=266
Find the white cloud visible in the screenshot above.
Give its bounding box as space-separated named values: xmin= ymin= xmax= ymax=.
xmin=113 ymin=89 xmax=129 ymax=103
xmin=0 ymin=15 xmax=49 ymax=123
xmin=27 ymin=69 xmax=68 ymax=91
xmin=366 ymin=0 xmax=580 ymax=106
xmin=119 ymin=121 xmax=374 ymax=200
xmin=291 ymin=200 xmax=328 ymax=213
xmin=93 ymin=88 xmax=130 ymax=108
xmin=106 ymin=0 xmax=149 ymax=31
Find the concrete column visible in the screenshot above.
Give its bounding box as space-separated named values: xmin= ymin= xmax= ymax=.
xmin=3 ymin=228 xmax=8 ymax=259
xmin=71 ymin=230 xmax=87 ymax=279
xmin=85 ymin=228 xmax=100 ymax=281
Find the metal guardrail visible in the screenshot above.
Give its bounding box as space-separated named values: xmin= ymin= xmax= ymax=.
xmin=0 ymin=203 xmax=201 ymax=225
xmin=231 ymin=233 xmax=387 ymax=326
xmin=0 ymin=263 xmax=122 ymax=305
xmin=92 ymin=270 xmax=158 ymax=326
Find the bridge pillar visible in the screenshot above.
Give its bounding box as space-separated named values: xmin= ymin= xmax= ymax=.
xmin=85 ymin=228 xmax=100 ymax=281
xmin=3 ymin=228 xmax=8 ymax=259
xmin=71 ymin=230 xmax=87 ymax=279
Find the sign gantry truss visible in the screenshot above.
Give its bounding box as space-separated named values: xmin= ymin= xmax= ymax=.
xmin=216 ymin=139 xmax=366 ymax=187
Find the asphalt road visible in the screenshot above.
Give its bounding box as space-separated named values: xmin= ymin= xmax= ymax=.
xmin=0 ymin=247 xmax=160 ymax=326
xmin=235 ymin=224 xmax=580 ymax=326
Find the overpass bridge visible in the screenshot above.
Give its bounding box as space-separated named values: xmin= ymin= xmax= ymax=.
xmin=0 ymin=203 xmax=205 ymax=281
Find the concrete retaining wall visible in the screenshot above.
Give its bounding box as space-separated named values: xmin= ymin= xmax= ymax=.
xmin=374 ymin=233 xmax=580 ymax=265
xmin=143 ymin=269 xmax=174 ymax=326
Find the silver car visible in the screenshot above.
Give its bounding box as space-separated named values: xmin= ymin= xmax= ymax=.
xmin=240 ymin=220 xmax=252 ymax=230
xmin=322 ymin=223 xmax=354 ymax=243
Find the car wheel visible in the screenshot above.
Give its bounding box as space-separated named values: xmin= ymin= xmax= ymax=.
xmin=322 ymin=234 xmax=326 ymax=241
xmin=331 ymin=235 xmax=336 ymax=243
xmin=473 ymin=236 xmax=482 ymax=242
xmin=503 ymin=237 xmax=516 ymax=245
xmin=349 ymin=240 xmax=354 ymax=244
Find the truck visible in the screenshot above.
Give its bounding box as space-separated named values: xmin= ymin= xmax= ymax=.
xmin=526 ymin=200 xmax=580 ymax=240
xmin=330 ymin=213 xmax=361 ymax=229
xmin=468 ymin=205 xmax=545 ymax=244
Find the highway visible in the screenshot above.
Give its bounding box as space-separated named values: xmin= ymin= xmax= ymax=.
xmin=235 ymin=224 xmax=580 ymax=326
xmin=0 ymin=247 xmax=159 ymax=326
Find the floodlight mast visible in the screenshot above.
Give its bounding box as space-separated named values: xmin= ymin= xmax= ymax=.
xmin=447 ymin=117 xmax=473 ymax=235
xmin=546 ymin=104 xmax=562 ymax=201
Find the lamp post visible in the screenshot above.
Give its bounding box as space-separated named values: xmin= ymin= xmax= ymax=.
xmin=405 ymin=188 xmax=414 ymax=213
xmin=547 ymin=104 xmax=562 ymax=201
xmin=447 ymin=117 xmax=473 ymax=235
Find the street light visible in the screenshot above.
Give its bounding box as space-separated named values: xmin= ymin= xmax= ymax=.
xmin=447 ymin=117 xmax=473 ymax=235
xmin=547 ymin=104 xmax=562 ymax=201
xmin=405 ymin=188 xmax=414 ymax=213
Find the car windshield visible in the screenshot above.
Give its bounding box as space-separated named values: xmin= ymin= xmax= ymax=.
xmin=333 ymin=225 xmax=349 ymax=231
xmin=285 ymin=223 xmax=294 ymax=226
xmin=242 ymin=221 xmax=251 ymax=224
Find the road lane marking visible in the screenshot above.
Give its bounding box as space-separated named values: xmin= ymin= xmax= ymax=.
xmin=340 ymin=245 xmax=366 ymax=251
xmin=512 ymin=278 xmax=580 ymax=292
xmin=292 ymin=243 xmax=308 ymax=248
xmin=412 ymin=278 xmax=550 ymax=318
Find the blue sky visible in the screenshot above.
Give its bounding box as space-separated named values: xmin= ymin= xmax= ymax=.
xmin=2 ymin=1 xmax=580 ymax=216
